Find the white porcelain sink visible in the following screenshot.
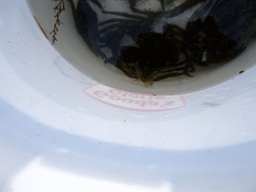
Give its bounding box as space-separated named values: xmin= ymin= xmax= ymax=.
xmin=0 ymin=0 xmax=256 ymax=192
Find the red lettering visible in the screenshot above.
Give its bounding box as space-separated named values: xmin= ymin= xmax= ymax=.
xmin=129 ymin=94 xmax=139 ymax=98
xmin=148 ymin=101 xmax=159 ymax=106
xmin=165 ymin=101 xmax=175 ymax=106
xmin=134 ymin=100 xmax=146 ymax=107
xmin=109 ymin=89 xmax=121 ymax=95
xmin=121 ymin=92 xmax=128 ymax=97
xmin=110 ymin=95 xmax=121 ymax=100
xmin=122 ymin=98 xmax=133 ymax=103
xmin=94 ymin=91 xmax=108 ymax=98
xmin=155 ymin=96 xmax=165 ymax=100
xmin=140 ymin=95 xmax=148 ymax=100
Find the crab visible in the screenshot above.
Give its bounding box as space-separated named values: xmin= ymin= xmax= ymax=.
xmin=116 ymin=32 xmax=189 ymax=86
xmin=68 ymin=0 xmax=196 ymax=62
xmin=117 ymin=15 xmax=237 ymax=86
xmin=68 ymin=0 xmax=237 ymax=86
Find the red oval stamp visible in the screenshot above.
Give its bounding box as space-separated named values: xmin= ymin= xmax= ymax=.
xmin=83 ymin=84 xmax=186 ymax=112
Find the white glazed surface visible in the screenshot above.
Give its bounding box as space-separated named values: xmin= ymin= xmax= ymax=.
xmin=1 ymin=1 xmax=256 ymax=192
xmin=0 ymin=0 xmax=251 ymax=149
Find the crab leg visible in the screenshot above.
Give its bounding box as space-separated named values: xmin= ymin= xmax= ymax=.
xmin=159 ymin=0 xmax=165 ymax=11
xmin=153 ymin=73 xmax=183 ymax=82
xmin=99 ymin=18 xmax=139 ymax=26
xmin=102 ymin=10 xmax=146 ymax=20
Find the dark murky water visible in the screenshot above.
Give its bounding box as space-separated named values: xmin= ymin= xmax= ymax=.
xmin=67 ymin=0 xmax=256 ymax=86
